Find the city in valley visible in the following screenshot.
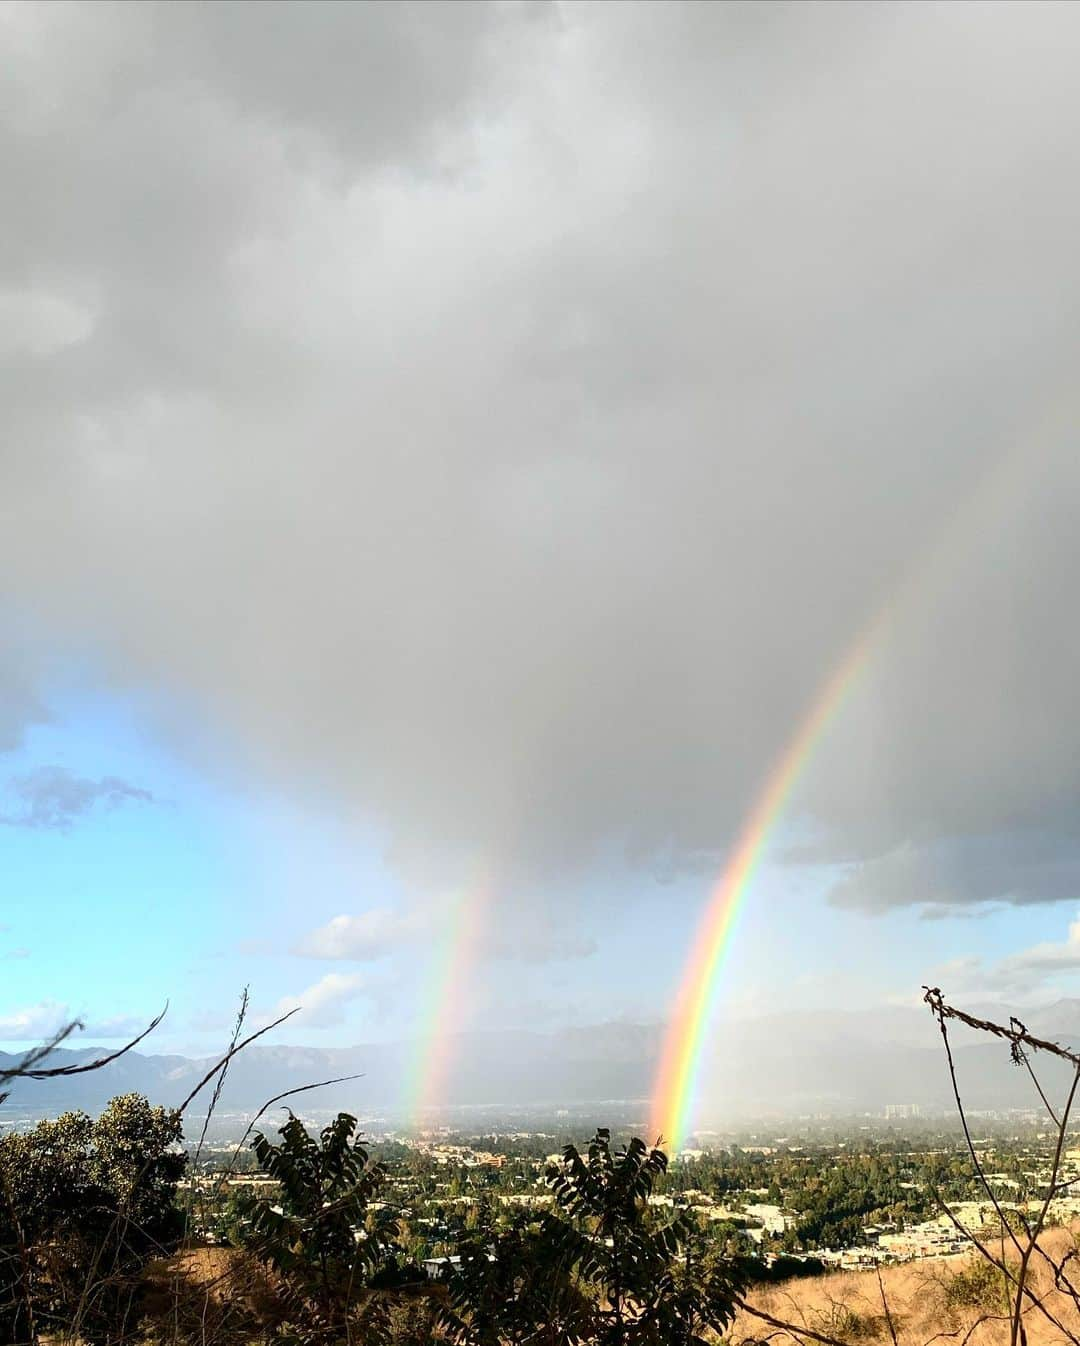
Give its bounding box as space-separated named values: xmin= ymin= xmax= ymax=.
xmin=175 ymin=1106 xmax=1080 ymax=1277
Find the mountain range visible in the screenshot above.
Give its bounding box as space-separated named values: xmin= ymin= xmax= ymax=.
xmin=3 ymin=999 xmax=1078 ymax=1127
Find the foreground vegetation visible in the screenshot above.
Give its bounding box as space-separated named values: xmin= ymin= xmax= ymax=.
xmin=3 ymin=989 xmax=1080 ymax=1345
xmin=4 ymin=1093 xmax=1080 ymax=1346
xmin=0 ymin=1104 xmax=749 ymax=1345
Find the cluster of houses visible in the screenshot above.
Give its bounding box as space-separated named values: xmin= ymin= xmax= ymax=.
xmin=181 ymin=1136 xmax=1080 ymax=1280
xmin=177 ymin=1172 xmax=279 ymax=1195
xmin=807 ymin=1194 xmax=1080 ymax=1272
xmin=410 ymin=1140 xmax=507 ymax=1168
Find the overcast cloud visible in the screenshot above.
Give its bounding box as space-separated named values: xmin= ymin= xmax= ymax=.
xmin=4 ymin=3 xmax=1080 ymax=919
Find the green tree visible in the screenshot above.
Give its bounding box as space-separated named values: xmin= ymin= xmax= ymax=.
xmin=0 ymin=1093 xmax=185 ymax=1342
xmin=88 ymin=1092 xmax=187 ymax=1236
xmin=245 ymin=1111 xmax=395 ymax=1343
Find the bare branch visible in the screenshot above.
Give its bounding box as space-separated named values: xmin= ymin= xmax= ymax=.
xmin=191 ymin=985 xmax=249 ymax=1168
xmin=1009 ymin=1062 xmax=1080 ymax=1346
xmin=923 ymin=987 xmax=1080 ymax=1068
xmin=0 ymin=1005 xmax=167 ymax=1084
xmin=176 ymin=1006 xmax=300 ymax=1114
xmin=734 ymin=1295 xmax=860 ymax=1346
xmin=926 ymin=987 xmax=1080 ymax=1346
xmin=876 ymin=1266 xmax=899 ymax=1346
xmin=234 ymin=1075 xmax=365 ymax=1155
xmin=924 ymin=989 xmax=1030 ymax=1255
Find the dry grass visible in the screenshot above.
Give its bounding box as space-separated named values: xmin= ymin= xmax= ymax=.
xmin=137 ymin=1246 xmax=288 ymax=1344
xmin=136 ymin=1247 xmax=444 ymax=1346
xmin=732 ymin=1227 xmax=1080 ymax=1346
xmin=37 ymin=1225 xmax=1080 ymax=1346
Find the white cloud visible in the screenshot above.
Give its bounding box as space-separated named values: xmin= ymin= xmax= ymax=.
xmin=931 ymin=910 xmax=1080 ymax=1000
xmin=295 ymin=904 xmax=597 ymax=965
xmin=81 ymin=1013 xmax=149 ymax=1039
xmin=0 ymin=1000 xmax=145 ymax=1041
xmin=0 ymin=999 xmax=69 ymax=1041
xmin=274 ymin=972 xmax=370 ymax=1028
xmin=294 ymin=910 xmax=425 ymax=960
xmin=995 ymin=913 xmax=1080 ymax=983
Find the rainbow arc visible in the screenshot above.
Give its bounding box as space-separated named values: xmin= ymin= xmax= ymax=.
xmin=405 ymin=881 xmax=490 ymax=1125
xmin=651 ymin=410 xmax=1067 ymax=1150
xmin=649 ymin=636 xmax=871 ymax=1147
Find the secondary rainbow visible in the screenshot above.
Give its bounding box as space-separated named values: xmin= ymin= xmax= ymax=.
xmin=406 ymin=881 xmax=490 ymax=1125
xmin=650 ymin=631 xmax=875 ymax=1150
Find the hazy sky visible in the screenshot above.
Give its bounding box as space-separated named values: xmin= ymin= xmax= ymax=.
xmin=4 ymin=2 xmax=1080 ymax=1078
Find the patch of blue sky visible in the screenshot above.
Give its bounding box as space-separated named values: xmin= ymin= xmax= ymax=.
xmin=0 ymin=685 xmax=252 ymax=1051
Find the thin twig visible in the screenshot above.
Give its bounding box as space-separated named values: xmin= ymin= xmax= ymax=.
xmin=0 ymin=1005 xmax=167 ymax=1083
xmin=925 ymin=990 xmax=1030 ymax=1256
xmin=923 ymin=988 xmax=1080 ymax=1068
xmin=176 ymin=1006 xmax=300 ymax=1114
xmin=1009 ymin=1062 xmax=1080 ymax=1346
xmin=234 ymin=1076 xmax=366 ymax=1158
xmin=734 ymin=1295 xmax=857 ymax=1346
xmin=876 ymin=1265 xmax=899 ymax=1346
xmin=925 ymin=988 xmax=1080 ymax=1344
xmin=192 ymin=986 xmax=250 ymax=1169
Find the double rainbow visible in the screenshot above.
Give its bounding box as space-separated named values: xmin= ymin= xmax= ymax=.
xmin=406 ymin=402 xmax=1064 ymax=1144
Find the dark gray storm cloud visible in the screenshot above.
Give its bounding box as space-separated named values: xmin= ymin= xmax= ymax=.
xmin=828 ymin=834 xmax=1080 ymax=915
xmin=1 ymin=767 xmax=153 ymax=830
xmin=4 ymin=2 xmax=1080 ymax=908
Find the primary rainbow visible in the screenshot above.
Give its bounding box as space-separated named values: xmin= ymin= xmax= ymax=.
xmin=647 ymin=408 xmax=1056 ymax=1151
xmin=648 ymin=389 xmax=1078 ymax=1153
xmin=650 ymin=631 xmax=875 ymax=1150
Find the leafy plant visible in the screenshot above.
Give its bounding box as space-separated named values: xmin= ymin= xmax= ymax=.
xmin=442 ymin=1214 xmax=592 ymax=1345
xmin=943 ymin=1255 xmax=1010 ymax=1313
xmin=245 ymin=1111 xmax=396 ymax=1343
xmin=444 ymin=1129 xmax=746 ymax=1346
xmin=546 ymin=1129 xmax=746 ymax=1345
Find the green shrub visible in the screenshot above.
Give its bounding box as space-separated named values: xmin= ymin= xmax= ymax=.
xmin=943 ymin=1256 xmax=1009 ymax=1313
xmin=243 ymin=1111 xmax=395 ymax=1344
xmin=0 ymin=1093 xmax=185 ymax=1341
xmin=443 ymin=1127 xmax=748 ymax=1345
xmin=812 ymin=1301 xmax=875 ymax=1343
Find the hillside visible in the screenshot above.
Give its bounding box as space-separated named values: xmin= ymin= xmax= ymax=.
xmin=734 ymin=1229 xmax=1080 ymax=1346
